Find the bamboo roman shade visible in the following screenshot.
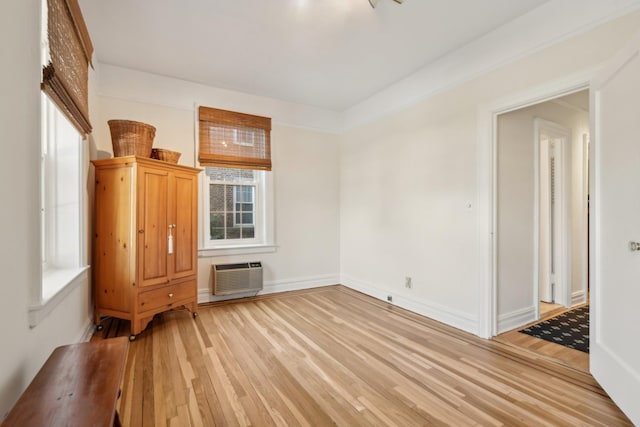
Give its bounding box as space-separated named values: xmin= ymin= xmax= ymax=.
xmin=42 ymin=0 xmax=93 ymax=135
xmin=198 ymin=106 xmax=272 ymax=171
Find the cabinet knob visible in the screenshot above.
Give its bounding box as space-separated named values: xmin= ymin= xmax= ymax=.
xmin=168 ymin=293 xmax=174 ymax=298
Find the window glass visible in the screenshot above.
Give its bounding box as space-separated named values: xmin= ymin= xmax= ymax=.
xmin=41 ymin=93 xmax=83 ymax=299
xmin=206 ymin=167 xmax=258 ymax=242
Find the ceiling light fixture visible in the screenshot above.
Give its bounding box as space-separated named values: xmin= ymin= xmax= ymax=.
xmin=369 ymin=0 xmax=404 ymax=8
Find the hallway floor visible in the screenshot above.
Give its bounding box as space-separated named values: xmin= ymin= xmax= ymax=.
xmin=493 ymin=304 xmax=589 ymax=372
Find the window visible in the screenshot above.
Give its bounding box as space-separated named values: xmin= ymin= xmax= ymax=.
xmin=30 ymin=0 xmax=92 ymax=326
xmin=207 ymin=167 xmax=258 ymax=241
xmin=40 ymin=93 xmax=85 ymax=301
xmin=198 ymin=106 xmax=274 ymax=253
xmin=201 ymin=167 xmax=272 ymax=251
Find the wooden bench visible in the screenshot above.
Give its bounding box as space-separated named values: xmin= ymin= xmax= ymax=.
xmin=2 ymin=337 xmax=128 ymax=427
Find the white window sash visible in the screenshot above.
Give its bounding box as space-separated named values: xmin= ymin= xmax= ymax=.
xmin=204 ymin=171 xmax=263 ymax=246
xmin=231 ymin=184 xmax=256 ymax=227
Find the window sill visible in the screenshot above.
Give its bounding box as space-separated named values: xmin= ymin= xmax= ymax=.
xmin=199 ymin=244 xmax=277 ymax=257
xmin=28 ymin=266 xmax=90 ymax=328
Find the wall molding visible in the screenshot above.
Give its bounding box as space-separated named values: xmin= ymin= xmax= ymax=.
xmin=340 ymin=274 xmax=478 ymax=335
xmin=97 ymin=63 xmax=343 ymax=134
xmin=572 ymin=290 xmax=588 ymax=306
xmin=197 ymin=274 xmax=339 ymax=304
xmin=95 ymin=3 xmax=640 ymax=135
xmin=497 ymin=306 xmax=537 ymax=335
xmin=344 ymin=1 xmax=640 ymax=130
xmin=76 ymin=318 xmax=96 ymax=343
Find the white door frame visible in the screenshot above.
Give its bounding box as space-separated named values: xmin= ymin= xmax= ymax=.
xmin=476 ymin=70 xmax=593 ymax=338
xmin=535 ymin=118 xmax=571 ymax=310
xmin=582 ymin=132 xmax=590 ymax=300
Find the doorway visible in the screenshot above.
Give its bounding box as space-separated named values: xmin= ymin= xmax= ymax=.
xmin=491 ymin=89 xmax=590 ymax=370
xmin=537 ymin=119 xmax=569 ymax=310
xmin=494 ymin=89 xmax=590 ymax=333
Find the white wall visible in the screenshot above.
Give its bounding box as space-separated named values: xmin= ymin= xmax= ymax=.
xmin=340 ymin=101 xmax=480 ymax=333
xmin=340 ymin=11 xmax=640 ymax=336
xmin=496 ymin=97 xmax=589 ymax=332
xmin=0 ymin=0 xmax=93 ymax=417
xmin=93 ymin=65 xmax=341 ymax=300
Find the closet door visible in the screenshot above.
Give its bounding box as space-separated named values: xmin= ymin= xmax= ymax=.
xmin=138 ymin=166 xmax=170 ymax=288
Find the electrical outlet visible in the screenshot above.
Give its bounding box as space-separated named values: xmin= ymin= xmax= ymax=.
xmin=405 ymin=277 xmax=412 ymax=289
xmin=387 ymin=295 xmax=393 ymax=302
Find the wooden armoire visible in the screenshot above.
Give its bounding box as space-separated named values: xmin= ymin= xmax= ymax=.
xmin=92 ymin=156 xmax=200 ymax=339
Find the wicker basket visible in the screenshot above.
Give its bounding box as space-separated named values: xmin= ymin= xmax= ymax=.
xmin=108 ymin=120 xmax=156 ymax=157
xmin=151 ymin=148 xmax=181 ymax=164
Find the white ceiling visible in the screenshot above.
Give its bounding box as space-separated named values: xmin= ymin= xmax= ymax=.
xmin=79 ymin=0 xmax=548 ymax=111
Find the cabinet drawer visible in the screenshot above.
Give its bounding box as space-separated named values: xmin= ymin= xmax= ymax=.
xmin=138 ymin=280 xmax=194 ymax=313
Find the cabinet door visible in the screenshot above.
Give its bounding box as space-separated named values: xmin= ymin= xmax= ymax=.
xmin=94 ymin=166 xmax=134 ymax=311
xmin=170 ymin=171 xmax=198 ymax=280
xmin=138 ymin=166 xmax=170 ymax=288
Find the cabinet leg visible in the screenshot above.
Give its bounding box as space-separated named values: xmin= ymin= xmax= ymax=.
xmin=190 ymin=301 xmax=198 ymax=319
xmin=94 ymin=308 xmax=103 ymax=331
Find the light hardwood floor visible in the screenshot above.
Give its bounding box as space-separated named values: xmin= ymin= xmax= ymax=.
xmin=94 ymin=286 xmax=628 ymax=426
xmin=494 ymin=305 xmax=590 ymax=372
xmin=539 ymin=301 xmax=564 ymax=317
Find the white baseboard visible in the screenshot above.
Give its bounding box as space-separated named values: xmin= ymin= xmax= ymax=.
xmin=261 ymin=274 xmax=339 ymax=294
xmin=340 ymin=274 xmax=478 ymax=336
xmin=572 ymin=290 xmax=587 ymax=306
xmin=197 ymin=274 xmax=339 ymax=303
xmin=76 ymin=317 xmax=95 ymax=343
xmin=497 ymin=306 xmax=537 ymax=334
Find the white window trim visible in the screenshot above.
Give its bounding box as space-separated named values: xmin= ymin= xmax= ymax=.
xmin=30 ymin=93 xmax=89 ymax=328
xmin=198 ymin=168 xmax=275 ymax=257
xmin=199 ymin=244 xmax=277 ymax=258
xmin=29 ymin=266 xmax=89 ymax=328
xmin=206 ymin=171 xmax=261 ymax=245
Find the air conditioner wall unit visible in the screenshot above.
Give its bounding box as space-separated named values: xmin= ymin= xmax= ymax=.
xmin=212 ymin=262 xmax=263 ymax=295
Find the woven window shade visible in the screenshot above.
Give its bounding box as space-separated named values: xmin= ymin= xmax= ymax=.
xmin=199 ymin=106 xmax=272 ymax=171
xmin=42 ymin=0 xmax=93 ymax=136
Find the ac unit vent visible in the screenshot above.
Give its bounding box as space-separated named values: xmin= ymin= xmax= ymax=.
xmin=212 ymin=262 xmax=263 ymax=295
